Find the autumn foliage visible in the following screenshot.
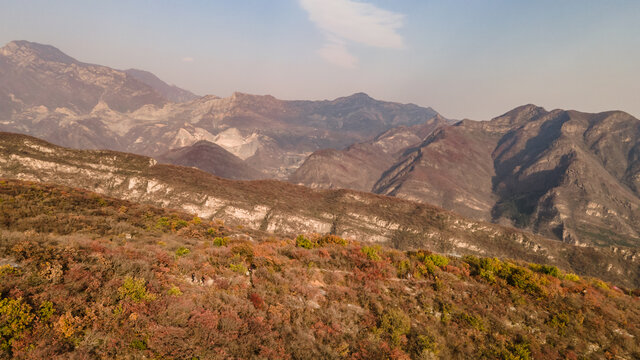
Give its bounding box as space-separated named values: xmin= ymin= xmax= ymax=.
xmin=0 ymin=179 xmax=638 ymax=359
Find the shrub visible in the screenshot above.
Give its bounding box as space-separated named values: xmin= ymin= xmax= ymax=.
xmin=231 ymin=244 xmax=254 ymax=261
xmin=295 ymin=235 xmax=315 ymax=249
xmin=529 ymin=264 xmax=560 ymax=278
xmin=168 ymin=286 xmax=183 ymax=297
xmin=379 ymin=309 xmax=411 ymax=346
xmin=456 ymin=312 xmax=485 ymax=331
xmin=38 ymin=301 xmax=55 ymax=321
xmin=425 ymin=254 xmax=449 ymax=268
xmin=361 ymin=245 xmax=381 ymax=261
xmin=230 ymin=263 xmax=248 ymax=274
xmin=213 ymin=237 xmax=228 ymax=247
xmin=0 ymin=297 xmax=35 ymax=352
xmin=175 ymin=247 xmax=190 ymax=257
xmin=118 ymin=276 xmax=156 ymax=303
xmin=592 ymin=279 xmax=610 ymax=290
xmin=0 ymin=264 xmax=17 ymax=277
xmin=396 ymin=260 xmax=411 ymax=278
xmin=563 ymin=273 xmax=580 ymax=282
xmin=317 ymin=234 xmax=348 ymax=246
xmin=130 ymin=339 xmax=147 ymax=350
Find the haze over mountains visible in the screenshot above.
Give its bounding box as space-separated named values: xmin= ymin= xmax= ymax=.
xmin=0 ymin=40 xmax=442 ymax=179
xmin=2 ymin=39 xmax=640 ymax=250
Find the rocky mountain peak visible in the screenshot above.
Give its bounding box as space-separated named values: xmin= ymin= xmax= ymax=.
xmin=0 ymin=40 xmax=78 ymax=65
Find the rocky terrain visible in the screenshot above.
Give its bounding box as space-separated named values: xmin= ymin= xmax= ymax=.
xmin=124 ymin=68 xmax=198 ymax=103
xmin=295 ymin=105 xmax=640 ymax=248
xmin=0 ymin=40 xmax=442 ymax=179
xmin=0 ymin=132 xmax=638 ymax=288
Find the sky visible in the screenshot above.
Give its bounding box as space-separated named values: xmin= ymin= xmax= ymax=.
xmin=1 ymin=0 xmax=639 ymax=120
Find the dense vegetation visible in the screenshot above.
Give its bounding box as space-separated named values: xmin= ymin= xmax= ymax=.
xmin=0 ymin=179 xmax=639 ymax=359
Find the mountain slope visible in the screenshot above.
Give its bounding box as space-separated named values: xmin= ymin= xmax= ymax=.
xmin=1 ymin=179 xmax=638 ymax=359
xmin=297 ymin=103 xmax=640 ymax=247
xmin=155 ymin=140 xmax=263 ymax=180
xmin=0 ymin=132 xmax=638 ymax=287
xmin=290 ymin=115 xmax=450 ymax=191
xmin=124 ymin=68 xmax=198 ymax=102
xmin=0 ymin=40 xmax=167 ymax=114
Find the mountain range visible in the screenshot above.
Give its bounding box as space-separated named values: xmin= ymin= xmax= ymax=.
xmin=0 ymin=40 xmax=442 ymax=179
xmin=0 ymin=132 xmax=638 ymax=288
xmin=294 ymin=105 xmax=640 ymax=248
xmin=2 ymin=40 xmax=640 ymax=261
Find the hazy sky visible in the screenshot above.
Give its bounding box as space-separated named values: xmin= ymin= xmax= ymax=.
xmin=1 ymin=0 xmax=639 ymax=119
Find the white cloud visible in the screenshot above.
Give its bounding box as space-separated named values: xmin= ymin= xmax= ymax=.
xmin=318 ymin=39 xmax=358 ymax=68
xmin=181 ymin=57 xmax=194 ymax=63
xmin=299 ymin=0 xmax=404 ymax=67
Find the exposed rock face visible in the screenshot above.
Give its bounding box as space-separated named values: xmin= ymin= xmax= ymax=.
xmin=0 ymin=40 xmax=167 ymax=114
xmin=0 ymin=41 xmax=442 ymax=179
xmin=156 ymin=140 xmax=264 ymax=180
xmin=124 ymin=69 xmax=198 ymax=103
xmin=289 ymin=115 xmax=450 ymax=190
xmin=295 ymin=104 xmax=640 ymax=247
xmin=0 ymin=132 xmax=638 ymax=287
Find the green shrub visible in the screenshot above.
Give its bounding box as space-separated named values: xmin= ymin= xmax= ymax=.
xmin=175 ymin=247 xmax=190 ymax=257
xmin=361 ymin=245 xmax=381 ymax=261
xmin=0 ymin=265 xmax=17 ymax=277
xmin=592 ymin=279 xmax=609 ymax=290
xmin=230 ymin=263 xmax=248 ymax=274
xmin=118 ymin=276 xmax=156 ymax=303
xmin=295 ymin=235 xmax=315 ymax=249
xmin=213 ymin=237 xmax=228 ymax=247
xmin=174 ymin=219 xmax=189 ymax=230
xmin=130 ymin=339 xmax=147 ymax=350
xmin=167 ymin=286 xmax=183 ymax=297
xmin=155 ymin=217 xmax=171 ymax=230
xmin=397 ymin=260 xmax=411 ymax=278
xmin=529 ymin=264 xmax=560 ymax=278
xmin=563 ymin=273 xmax=580 ymax=282
xmin=425 ymin=254 xmax=449 ymax=267
xmin=379 ymin=309 xmax=411 ymax=346
xmin=38 ymin=301 xmax=55 ymax=321
xmin=0 ymin=297 xmax=35 ymax=351
xmin=456 ymin=312 xmax=485 ymax=331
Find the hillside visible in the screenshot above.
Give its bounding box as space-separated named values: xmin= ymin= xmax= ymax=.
xmin=0 ymin=132 xmax=638 ymax=288
xmin=156 ymin=140 xmax=264 ymax=180
xmin=295 ymin=104 xmax=640 ymax=248
xmin=0 ymin=179 xmax=638 ymax=359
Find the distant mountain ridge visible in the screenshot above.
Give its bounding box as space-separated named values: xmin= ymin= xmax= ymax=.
xmin=0 ymin=40 xmax=444 ymax=179
xmin=124 ymin=68 xmax=198 ymax=103
xmin=294 ymin=104 xmax=640 ymax=248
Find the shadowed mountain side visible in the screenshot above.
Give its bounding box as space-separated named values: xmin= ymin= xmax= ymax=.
xmin=0 ymin=132 xmax=638 ymax=287
xmin=290 ymin=115 xmax=450 ymax=191
xmin=294 ymin=103 xmax=640 ymax=248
